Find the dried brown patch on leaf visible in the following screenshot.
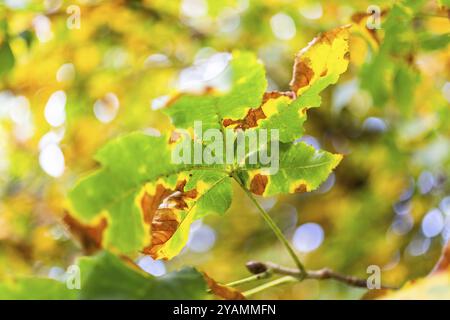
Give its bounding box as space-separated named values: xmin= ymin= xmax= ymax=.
xmin=250 ymin=174 xmax=268 ymax=195
xmin=63 ymin=212 xmax=107 ymax=255
xmin=320 ymin=68 xmax=328 ymax=77
xmin=321 ymin=24 xmax=352 ymax=44
xmin=294 ymin=184 xmax=308 ymax=193
xmin=204 ymin=273 xmax=246 ymax=300
xmin=140 ymin=180 xmax=199 ymax=259
xmin=222 ymin=91 xmax=295 ymax=130
xmin=262 ymin=91 xmax=296 ymax=104
xmin=222 ymin=107 xmax=266 ymax=130
xmin=290 ymin=58 xmax=315 ymax=92
xmin=148 ymin=208 xmax=180 ymax=255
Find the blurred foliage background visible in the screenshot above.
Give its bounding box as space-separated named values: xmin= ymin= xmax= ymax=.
xmin=0 ymin=0 xmax=449 ymax=299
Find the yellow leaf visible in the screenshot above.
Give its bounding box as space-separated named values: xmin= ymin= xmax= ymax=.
xmin=290 ymin=25 xmax=351 ymax=96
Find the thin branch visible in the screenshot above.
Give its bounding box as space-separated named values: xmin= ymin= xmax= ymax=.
xmin=246 ymin=261 xmax=398 ymax=290
xmin=232 ymin=174 xmax=308 ymax=279
xmin=225 ymin=272 xmax=271 ymax=288
xmin=242 ymin=276 xmax=297 ymax=297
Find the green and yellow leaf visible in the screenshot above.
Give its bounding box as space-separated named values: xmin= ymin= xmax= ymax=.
xmin=238 ymin=142 xmax=342 ymax=196
xmin=67 ymin=27 xmax=348 ymax=260
xmin=68 ymin=133 xmax=232 ymax=259
xmin=165 ymin=25 xmax=350 ymax=143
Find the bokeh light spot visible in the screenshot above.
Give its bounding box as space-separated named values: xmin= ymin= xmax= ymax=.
xmin=270 ymin=13 xmax=296 ymax=40
xmin=292 ymin=223 xmax=324 ymax=253
xmin=137 ymin=256 xmax=166 ymax=277
xmin=93 ymin=93 xmax=120 ymax=123
xmin=421 ymin=208 xmax=444 ymax=238
xmin=181 ymin=0 xmax=207 ymax=18
xmin=299 ymin=3 xmax=323 ymax=20
xmin=56 ymin=63 xmax=75 ymax=82
xmin=187 ymin=223 xmax=216 ymax=253
xmin=39 ymin=144 xmax=65 ymax=178
xmin=44 ymin=91 xmax=66 ymax=127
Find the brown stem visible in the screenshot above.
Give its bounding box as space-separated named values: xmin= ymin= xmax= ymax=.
xmin=246 ymin=261 xmax=398 ymax=290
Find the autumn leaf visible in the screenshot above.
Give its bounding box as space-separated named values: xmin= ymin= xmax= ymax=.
xmin=373 ymin=242 xmax=450 ymax=300
xmin=165 ymin=51 xmax=267 ymax=134
xmin=68 ymin=133 xmax=233 ymax=259
xmin=67 ymin=26 xmax=349 ymax=260
xmin=237 ymin=142 xmax=342 ymax=196
xmin=379 ymin=271 xmax=450 ymax=300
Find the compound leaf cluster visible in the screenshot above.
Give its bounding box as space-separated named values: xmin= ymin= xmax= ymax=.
xmin=67 ymin=26 xmax=350 ymax=260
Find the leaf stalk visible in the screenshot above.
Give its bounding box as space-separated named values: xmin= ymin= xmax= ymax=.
xmin=231 ymin=173 xmax=308 ymax=279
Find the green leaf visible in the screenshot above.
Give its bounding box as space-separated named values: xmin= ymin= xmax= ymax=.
xmin=0 ymin=278 xmax=77 ymax=300
xmin=237 ymin=142 xmax=342 ymax=196
xmin=419 ymin=33 xmax=450 ymax=51
xmin=164 ymin=51 xmax=267 ymax=133
xmin=393 ymin=62 xmax=420 ymax=115
xmin=0 ymin=252 xmax=208 ymax=300
xmin=0 ymin=40 xmax=15 ymax=78
xmin=78 ymin=251 xmax=207 ymax=299
xmin=360 ymin=0 xmax=425 ymax=107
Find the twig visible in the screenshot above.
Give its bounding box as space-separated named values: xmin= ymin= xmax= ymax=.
xmin=242 ymin=276 xmax=297 ymax=297
xmin=225 ymin=272 xmax=271 ymax=287
xmin=232 ymin=174 xmax=308 ymax=279
xmin=246 ymin=261 xmax=398 ymax=290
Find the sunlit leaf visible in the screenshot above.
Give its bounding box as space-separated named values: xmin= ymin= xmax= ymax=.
xmin=68 ymin=27 xmax=347 ymax=260
xmin=237 ymin=142 xmax=342 ymax=196
xmin=69 ymin=133 xmax=232 ymax=259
